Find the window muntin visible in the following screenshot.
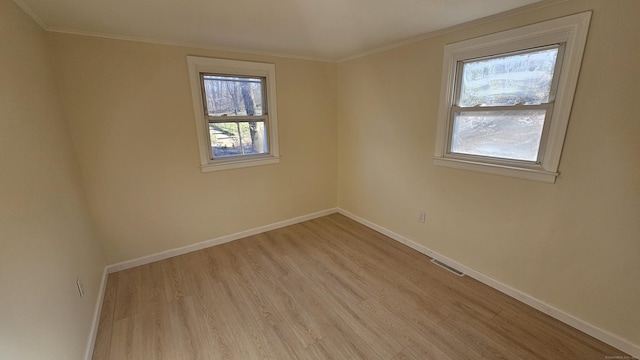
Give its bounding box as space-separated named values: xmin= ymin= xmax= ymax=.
xmin=448 ymin=46 xmax=563 ymax=164
xmin=187 ymin=56 xmax=279 ymax=172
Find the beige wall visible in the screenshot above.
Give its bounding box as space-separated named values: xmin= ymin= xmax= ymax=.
xmin=4 ymin=0 xmax=637 ymax=355
xmin=0 ymin=1 xmax=106 ymax=359
xmin=48 ymin=34 xmax=338 ymax=265
xmin=337 ymin=0 xmax=639 ymax=347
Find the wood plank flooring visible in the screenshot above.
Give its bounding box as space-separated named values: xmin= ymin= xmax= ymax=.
xmin=92 ymin=214 xmax=627 ymax=359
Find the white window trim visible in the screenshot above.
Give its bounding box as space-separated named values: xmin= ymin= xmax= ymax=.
xmin=433 ymin=12 xmax=591 ymax=183
xmin=187 ymin=56 xmax=280 ymax=172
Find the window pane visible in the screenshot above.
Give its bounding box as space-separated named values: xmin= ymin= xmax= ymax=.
xmin=202 ymin=75 xmax=264 ymax=116
xmin=458 ymin=48 xmax=558 ymax=107
xmin=451 ymin=110 xmax=546 ymax=161
xmin=209 ymin=121 xmax=268 ymax=158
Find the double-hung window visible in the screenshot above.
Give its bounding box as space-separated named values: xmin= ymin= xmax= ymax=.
xmin=187 ymin=57 xmax=279 ymax=171
xmin=433 ymin=12 xmax=591 ymax=183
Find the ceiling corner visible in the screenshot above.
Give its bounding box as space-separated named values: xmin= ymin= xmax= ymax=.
xmin=12 ymin=0 xmax=47 ymax=29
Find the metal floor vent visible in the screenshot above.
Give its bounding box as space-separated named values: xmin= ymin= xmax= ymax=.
xmin=431 ymin=259 xmax=465 ymax=277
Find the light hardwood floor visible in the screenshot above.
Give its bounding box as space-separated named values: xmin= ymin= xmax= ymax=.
xmin=92 ymin=214 xmax=627 ymax=359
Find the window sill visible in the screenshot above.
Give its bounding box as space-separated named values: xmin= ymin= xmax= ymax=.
xmin=201 ymin=156 xmax=280 ymax=172
xmin=433 ymin=157 xmax=558 ymax=183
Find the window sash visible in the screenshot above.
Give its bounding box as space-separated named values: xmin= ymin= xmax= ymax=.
xmin=453 ymin=44 xmax=565 ymax=107
xmin=199 ymin=73 xmax=268 ymax=118
xmin=206 ymin=116 xmax=271 ymax=160
xmin=446 ymin=103 xmax=555 ymax=165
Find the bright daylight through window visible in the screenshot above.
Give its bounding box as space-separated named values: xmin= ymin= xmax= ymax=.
xmin=187 ymin=57 xmax=279 ymax=172
xmin=433 ymin=13 xmax=591 ymax=183
xmin=203 ymin=75 xmax=268 ymax=157
xmin=452 ymin=46 xmax=560 ymax=161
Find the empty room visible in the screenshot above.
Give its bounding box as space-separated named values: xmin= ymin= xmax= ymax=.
xmin=1 ymin=0 xmax=638 ymax=359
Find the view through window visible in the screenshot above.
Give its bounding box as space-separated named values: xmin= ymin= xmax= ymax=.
xmin=201 ymin=75 xmax=268 ymax=158
xmin=450 ymin=47 xmax=560 ymax=162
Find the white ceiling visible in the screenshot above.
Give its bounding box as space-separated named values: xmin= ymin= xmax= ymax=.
xmin=15 ymin=0 xmax=543 ymax=61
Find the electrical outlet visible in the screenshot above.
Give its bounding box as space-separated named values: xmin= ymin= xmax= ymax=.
xmin=76 ymin=278 xmax=85 ymax=299
xmin=418 ymin=210 xmax=426 ymax=223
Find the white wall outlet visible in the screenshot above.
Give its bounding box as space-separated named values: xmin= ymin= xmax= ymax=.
xmin=418 ymin=210 xmax=426 ymax=223
xmin=76 ymin=278 xmax=85 ymax=299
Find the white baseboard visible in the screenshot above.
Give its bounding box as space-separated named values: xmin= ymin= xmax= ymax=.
xmin=85 ymin=266 xmax=108 ymax=360
xmin=337 ymin=208 xmax=640 ymax=358
xmin=106 ymin=208 xmax=338 ymax=273
xmin=86 ymin=207 xmax=638 ymax=358
xmin=87 ymin=208 xmax=338 ymax=357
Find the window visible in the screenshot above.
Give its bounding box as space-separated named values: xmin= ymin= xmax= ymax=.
xmin=187 ymin=57 xmax=279 ymax=171
xmin=433 ymin=12 xmax=591 ymax=183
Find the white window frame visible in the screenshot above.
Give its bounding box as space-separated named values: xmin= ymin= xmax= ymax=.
xmin=187 ymin=56 xmax=280 ymax=172
xmin=433 ymin=12 xmax=591 ymax=183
